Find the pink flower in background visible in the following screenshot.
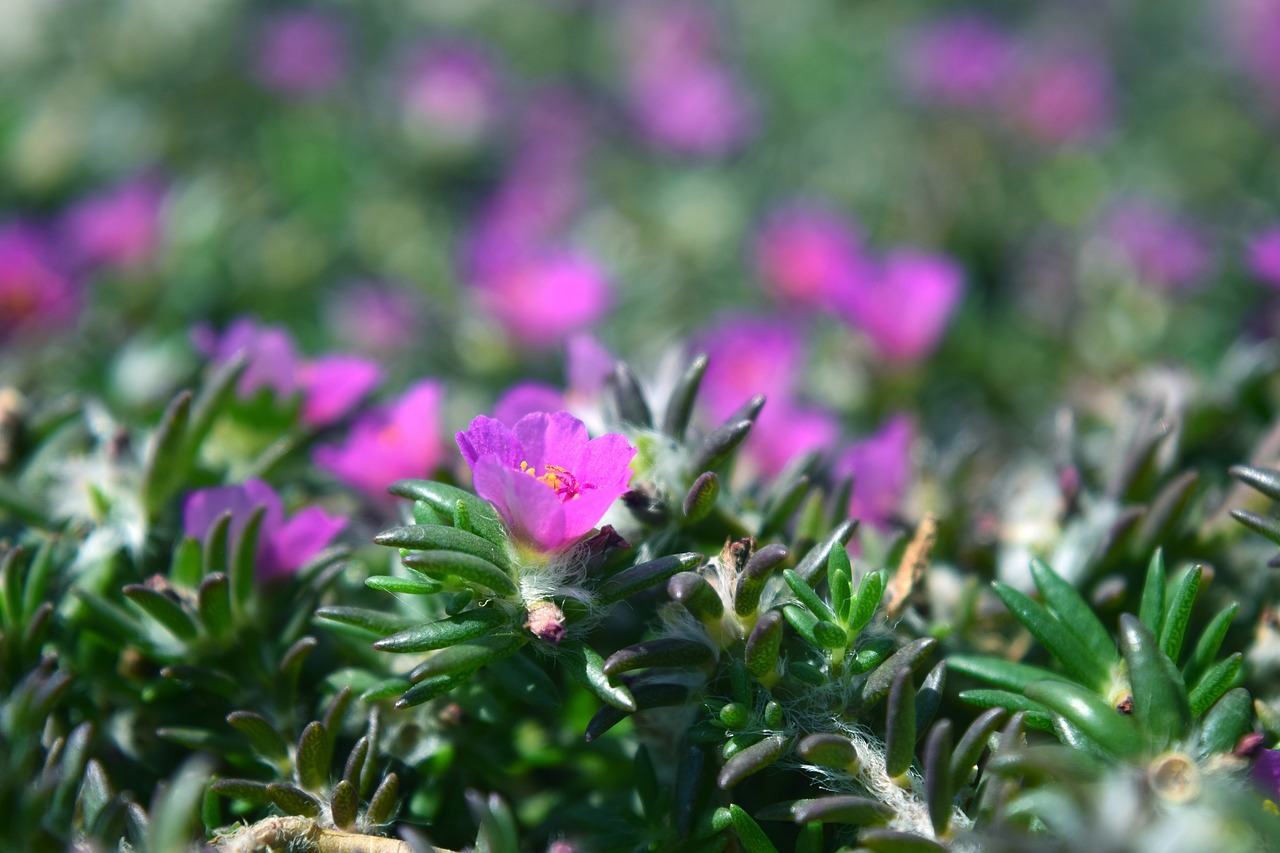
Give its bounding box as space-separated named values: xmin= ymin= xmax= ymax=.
xmin=753 ymin=204 xmax=871 ymax=308
xmin=620 ymin=1 xmax=755 ymax=155
xmin=314 ymin=380 xmax=445 ymax=499
xmin=193 ymin=317 xmax=380 ymax=426
xmin=399 ymin=41 xmax=503 ymax=146
xmin=324 ymin=284 xmax=422 ymax=358
xmin=902 ymin=15 xmax=1014 ymax=106
xmin=834 ymin=249 xmax=964 ymax=364
xmin=456 ymin=411 xmax=636 ymax=551
xmin=297 ymin=355 xmax=382 ymax=427
xmin=253 ymin=11 xmax=348 ymax=97
xmin=699 ymin=317 xmax=806 ymax=418
xmin=495 ymin=383 xmax=566 ymax=426
xmin=1101 ymin=201 xmax=1212 ymax=292
xmin=1222 ymin=0 xmax=1280 ymax=99
xmin=492 ymin=334 xmax=616 ymax=428
xmin=1009 ymin=48 xmax=1112 ymax=146
xmin=183 ymin=479 xmax=346 ymax=579
xmin=473 ymin=251 xmax=611 ymax=349
xmin=1248 ymin=227 xmax=1280 ymax=288
xmin=838 ymin=415 xmax=914 ymax=530
xmin=748 ymin=404 xmax=840 ymax=477
xmin=192 ymin=318 xmax=300 ymax=399
xmin=63 ymin=177 xmax=166 ymax=272
xmin=566 ymin=334 xmax=616 ymax=400
xmin=0 ymin=223 xmax=77 ymax=340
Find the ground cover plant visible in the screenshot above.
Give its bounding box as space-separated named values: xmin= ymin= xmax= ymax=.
xmin=6 ymin=0 xmax=1280 ymax=851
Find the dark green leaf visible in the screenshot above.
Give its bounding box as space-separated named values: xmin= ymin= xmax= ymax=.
xmin=402 ymin=550 xmax=518 ymax=597
xmin=373 ymin=608 xmax=506 ymax=653
xmin=387 ymin=480 xmax=508 ymax=546
xmin=315 ymin=606 xmax=419 ymax=639
xmin=122 ymin=586 xmax=198 ymax=641
xmin=596 ymin=552 xmax=703 ymax=603
xmin=662 ymin=354 xmax=707 ymax=440
xmin=1159 ymin=565 xmax=1202 ymax=663
xmin=682 ymin=472 xmax=720 ymax=524
xmin=794 ymin=520 xmax=857 ymax=584
xmin=603 ymin=638 xmax=715 ymax=676
xmin=1029 ymin=558 xmax=1116 ymax=670
xmin=560 ymin=639 xmax=636 ymax=711
xmin=991 ymin=582 xmax=1110 ymax=689
xmin=1188 ymin=653 xmax=1243 ymax=718
xmin=1118 ymin=614 xmax=1189 ymax=752
xmin=266 ymin=783 xmax=321 ymax=817
xmin=1138 ymin=549 xmax=1167 ymax=636
xmin=718 ymin=735 xmax=790 ymax=789
xmin=374 ymin=524 xmax=513 ymax=572
xmin=1024 ymin=680 xmax=1140 ymax=758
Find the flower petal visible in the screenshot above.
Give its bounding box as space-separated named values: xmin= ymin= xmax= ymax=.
xmin=456 ymin=414 xmax=522 ymax=468
xmin=297 ymin=354 xmax=382 ymax=427
xmin=513 ymin=410 xmax=588 ymax=470
xmin=472 ymin=453 xmax=566 ymax=550
xmin=493 ymin=383 xmax=564 ymax=427
xmin=263 ymin=506 xmax=348 ymax=577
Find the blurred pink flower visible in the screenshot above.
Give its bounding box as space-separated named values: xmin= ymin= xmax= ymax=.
xmin=902 ymin=15 xmax=1015 ymax=106
xmin=456 ymin=411 xmax=636 ymax=551
xmin=399 ymin=41 xmax=503 ymax=147
xmin=1101 ymin=201 xmax=1212 ymax=292
xmin=698 ymin=317 xmax=806 ymax=418
xmin=314 ymin=380 xmax=445 ymax=500
xmin=833 ymin=249 xmax=964 ymax=364
xmin=620 ymin=1 xmax=755 ymax=155
xmin=749 ymin=404 xmax=840 ymax=477
xmin=253 ymin=11 xmax=347 ymax=97
xmin=473 ymin=251 xmax=611 ymax=349
xmin=566 ymin=334 xmax=616 ymax=399
xmin=297 ymin=355 xmax=382 ymax=428
xmin=1222 ymin=0 xmax=1280 ymax=99
xmin=838 ymin=415 xmax=914 ymax=530
xmin=191 ymin=318 xmax=300 ymax=399
xmin=753 ymin=204 xmax=871 ymax=308
xmin=193 ymin=317 xmax=380 ymax=425
xmin=183 ymin=479 xmax=346 ymax=580
xmin=63 ymin=177 xmax=166 ymax=272
xmin=1009 ymin=48 xmax=1112 ymax=145
xmin=0 ymin=222 xmax=77 ymax=340
xmin=495 ymin=383 xmax=566 ymax=426
xmin=1248 ymin=227 xmax=1280 ymax=288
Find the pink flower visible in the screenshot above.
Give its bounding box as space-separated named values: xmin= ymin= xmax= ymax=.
xmin=1248 ymin=227 xmax=1280 ymax=288
xmin=748 ymin=404 xmax=840 ymax=478
xmin=1221 ymin=0 xmax=1280 ymax=100
xmin=0 ymin=223 xmax=77 ymax=340
xmin=324 ymin=284 xmax=422 ymax=358
xmin=833 ymin=248 xmax=964 ymax=364
xmin=1009 ymin=48 xmax=1112 ymax=146
xmin=901 ymin=15 xmax=1014 ymax=106
xmin=838 ymin=415 xmax=914 ymax=530
xmin=1100 ymin=200 xmax=1212 ymax=292
xmin=399 ymin=41 xmax=503 ymax=147
xmin=297 ymin=355 xmax=382 ymax=428
xmin=191 ymin=318 xmax=300 ymax=399
xmin=183 ymin=479 xmax=346 ymax=579
xmin=314 ymin=380 xmax=445 ymax=500
xmin=456 ymin=411 xmax=636 ymax=552
xmin=253 ymin=11 xmax=347 ymax=97
xmin=473 ymin=251 xmax=611 ymax=349
xmin=753 ymin=204 xmax=871 ymax=308
xmin=494 ymin=383 xmax=566 ymax=426
xmin=63 ymin=177 xmax=166 ymax=272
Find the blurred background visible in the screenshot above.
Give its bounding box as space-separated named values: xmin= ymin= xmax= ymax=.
xmin=3 ymin=0 xmax=1280 ymax=461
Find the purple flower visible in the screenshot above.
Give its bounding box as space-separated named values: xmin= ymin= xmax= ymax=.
xmin=297 ymin=355 xmax=382 ymax=428
xmin=699 ymin=317 xmax=806 ymax=418
xmin=0 ymin=222 xmax=77 ymax=340
xmin=619 ymin=1 xmax=756 ymax=155
xmin=191 ymin=318 xmax=300 ymax=399
xmin=62 ymin=177 xmax=166 ymax=272
xmin=494 ymin=383 xmax=566 ymax=426
xmin=1009 ymin=47 xmax=1112 ymax=146
xmin=753 ymin=204 xmax=871 ymax=308
xmin=456 ymin=411 xmax=636 ymax=552
xmin=749 ymin=404 xmax=840 ymax=478
xmin=566 ymin=334 xmax=616 ymax=400
xmin=253 ymin=11 xmax=347 ymax=97
xmin=833 ymin=249 xmax=964 ymax=364
xmin=473 ymin=250 xmax=611 ymax=349
xmin=1222 ymin=0 xmax=1280 ymax=99
xmin=1248 ymin=227 xmax=1280 ymax=288
xmin=183 ymin=479 xmax=346 ymax=579
xmin=314 ymin=380 xmax=445 ymax=500
xmin=901 ymin=15 xmax=1014 ymax=106
xmin=1252 ymin=748 xmax=1280 ymax=799
xmin=838 ymin=415 xmax=914 ymax=530
xmin=399 ymin=41 xmax=503 ymax=147
xmin=1100 ymin=200 xmax=1212 ymax=292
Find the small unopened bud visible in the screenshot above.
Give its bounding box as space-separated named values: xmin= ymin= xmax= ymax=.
xmin=526 ymin=600 xmax=566 ymax=644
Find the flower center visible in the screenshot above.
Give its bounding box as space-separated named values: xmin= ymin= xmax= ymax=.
xmin=520 ymin=461 xmax=596 ymax=502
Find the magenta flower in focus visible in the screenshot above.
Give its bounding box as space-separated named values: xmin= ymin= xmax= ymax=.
xmin=1248 ymin=227 xmax=1280 ymax=288
xmin=1101 ymin=200 xmax=1212 ymax=292
xmin=297 ymin=355 xmax=382 ymax=427
xmin=191 ymin=318 xmax=300 ymax=399
xmin=314 ymin=380 xmax=445 ymax=500
xmin=183 ymin=479 xmax=346 ymax=580
xmin=399 ymin=41 xmax=503 ymax=147
xmin=253 ymin=11 xmax=347 ymax=97
xmin=834 ymin=249 xmax=964 ymax=364
xmin=902 ymin=14 xmax=1014 ymax=106
xmin=63 ymin=177 xmax=166 ymax=272
xmin=456 ymin=411 xmax=636 ymax=552
xmin=1009 ymin=47 xmax=1112 ymax=146
xmin=0 ymin=222 xmax=77 ymax=340
xmin=838 ymin=415 xmax=914 ymax=530
xmin=473 ymin=251 xmax=611 ymax=349
xmin=753 ymin=204 xmax=870 ymax=308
